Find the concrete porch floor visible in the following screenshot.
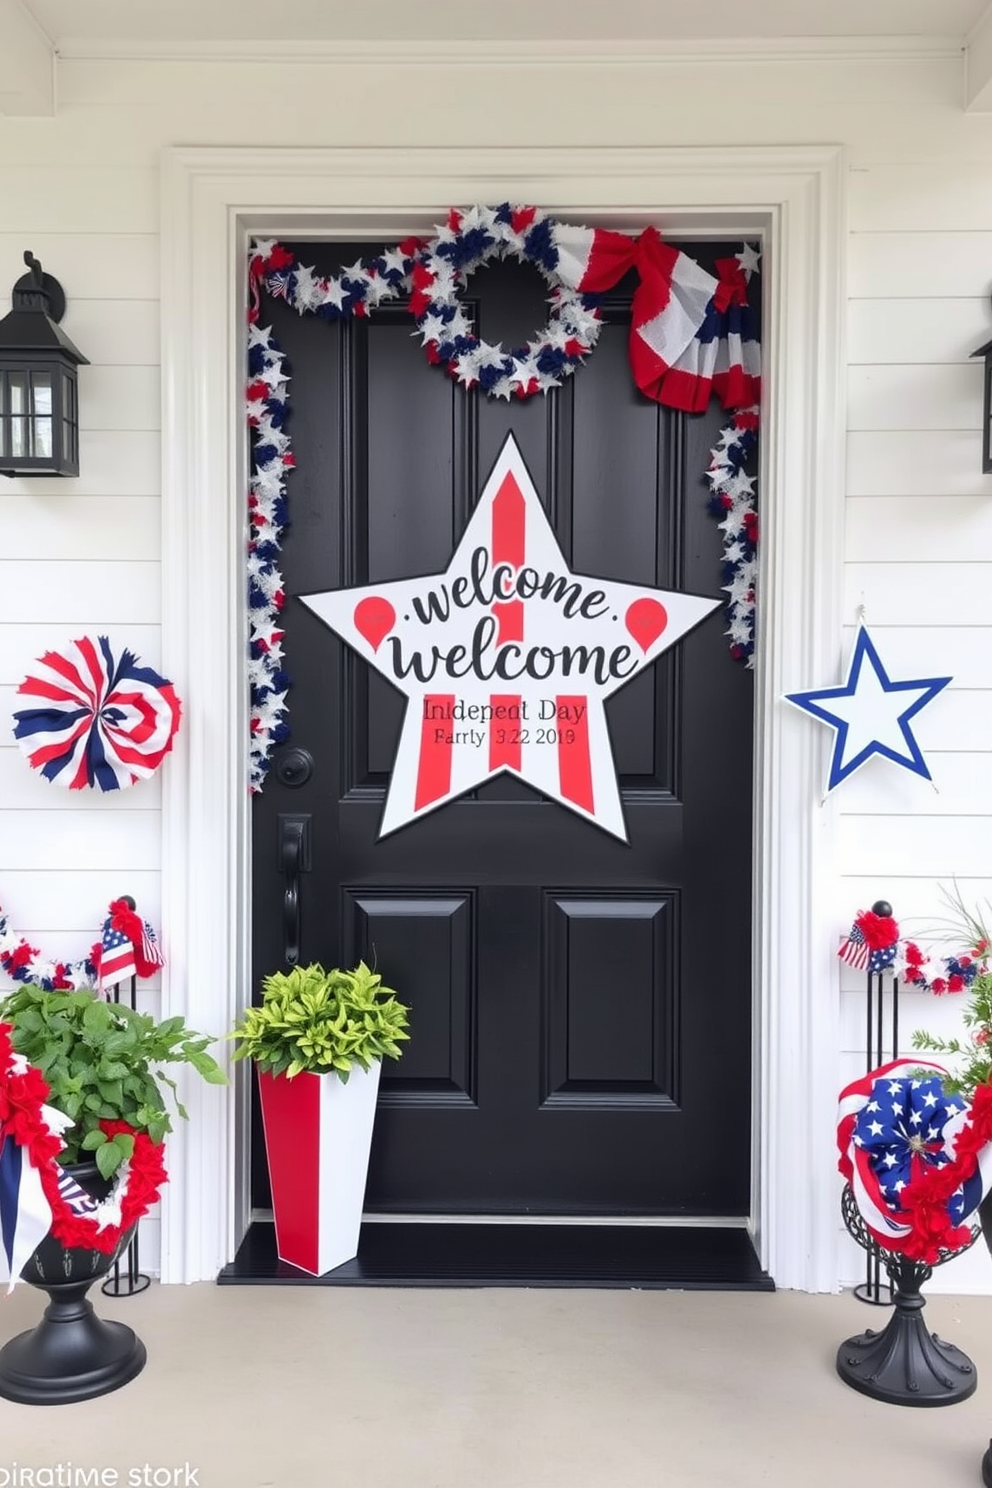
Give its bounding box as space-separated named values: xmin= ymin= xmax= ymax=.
xmin=1 ymin=1284 xmax=992 ymax=1487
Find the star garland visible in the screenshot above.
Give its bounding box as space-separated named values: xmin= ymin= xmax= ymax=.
xmin=705 ymin=409 xmax=759 ymax=665
xmin=246 ymin=219 xmax=762 ymax=788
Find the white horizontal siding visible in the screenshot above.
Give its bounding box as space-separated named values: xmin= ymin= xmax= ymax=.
xmin=850 ymin=231 xmax=992 ymax=298
xmin=0 ymin=433 xmax=161 ymax=497
xmin=64 ymin=299 xmax=160 ymax=368
xmin=79 ymin=366 xmax=161 ymax=431
xmin=0 ymin=496 xmax=161 ymax=561
xmin=0 ymin=560 xmax=160 ymax=623
xmin=843 ymin=562 xmax=992 ymax=623
xmin=835 ymin=624 xmax=992 ymax=689
xmin=0 ymin=746 xmax=162 ymax=808
xmin=0 ymin=870 xmax=161 ymax=928
xmin=837 ymin=752 xmax=992 ymax=814
xmin=848 ymin=299 xmax=988 ymax=365
xmin=848 ymin=364 xmax=982 ymax=431
xmin=0 ymin=167 xmax=158 ymax=232
xmin=1 ymin=810 xmax=161 ymax=871
xmin=0 ymin=234 xmax=159 ymax=301
xmin=847 ymin=430 xmax=988 ymax=495
xmin=850 ymin=161 xmax=992 ymax=231
xmin=0 ymin=625 xmax=162 ymax=684
xmin=845 ymin=497 xmax=992 ymax=558
xmin=839 ymin=816 xmax=992 ymax=878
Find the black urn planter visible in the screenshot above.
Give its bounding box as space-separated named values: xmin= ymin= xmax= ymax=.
xmin=836 ymin=1184 xmax=979 ymax=1407
xmin=0 ymin=1161 xmax=147 ymax=1405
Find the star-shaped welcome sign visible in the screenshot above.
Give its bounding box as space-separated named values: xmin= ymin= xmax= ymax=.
xmin=300 ymin=435 xmax=720 ymax=840
xmin=784 ymin=624 xmax=952 ymax=793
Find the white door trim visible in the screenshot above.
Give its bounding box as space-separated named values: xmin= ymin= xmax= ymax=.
xmin=159 ymin=143 xmax=846 ymax=1290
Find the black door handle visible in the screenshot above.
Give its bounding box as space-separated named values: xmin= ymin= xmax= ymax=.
xmin=278 ymin=815 xmax=310 ymax=967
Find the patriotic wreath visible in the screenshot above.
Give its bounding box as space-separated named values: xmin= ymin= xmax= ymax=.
xmin=408 ymin=205 xmax=602 ymax=399
xmin=12 ymin=636 xmax=182 ymax=792
xmin=0 ymin=896 xmax=163 ymax=995
xmin=0 ymin=1022 xmax=167 ymax=1284
xmin=247 ymin=215 xmax=763 ymax=789
xmin=837 ymin=1058 xmax=992 ymax=1263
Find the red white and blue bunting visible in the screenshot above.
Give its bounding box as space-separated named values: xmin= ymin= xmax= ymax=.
xmin=247 ymin=210 xmax=762 ymax=791
xmin=12 ymin=636 xmax=182 ymax=793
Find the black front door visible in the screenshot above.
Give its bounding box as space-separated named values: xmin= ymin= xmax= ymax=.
xmin=251 ymin=239 xmax=754 ymax=1216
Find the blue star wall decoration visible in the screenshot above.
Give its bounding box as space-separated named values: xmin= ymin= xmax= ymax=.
xmin=784 ymin=624 xmax=952 ymax=793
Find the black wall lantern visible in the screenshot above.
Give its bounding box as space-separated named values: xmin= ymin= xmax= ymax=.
xmin=972 ymin=317 xmax=992 ymax=475
xmin=0 ymin=251 xmax=88 ymax=478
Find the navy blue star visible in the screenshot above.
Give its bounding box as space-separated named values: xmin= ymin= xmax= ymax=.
xmin=784 ymin=625 xmax=952 ymax=792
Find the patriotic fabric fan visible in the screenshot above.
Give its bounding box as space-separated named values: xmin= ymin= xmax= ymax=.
xmin=837 ymin=1059 xmax=992 ymax=1263
xmin=12 ymin=636 xmax=181 ymax=792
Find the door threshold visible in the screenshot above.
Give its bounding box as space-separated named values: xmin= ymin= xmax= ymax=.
xmin=220 ymin=1220 xmax=773 ymax=1290
xmin=365 ymin=1212 xmax=751 ymax=1228
xmin=250 ymin=1208 xmax=749 ymax=1228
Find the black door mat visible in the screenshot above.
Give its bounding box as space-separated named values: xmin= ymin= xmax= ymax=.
xmin=218 ymin=1221 xmax=774 ymax=1290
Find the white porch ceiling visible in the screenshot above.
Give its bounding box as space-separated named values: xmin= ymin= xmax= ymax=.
xmin=17 ymin=0 xmax=992 ymax=44
xmin=4 ymin=0 xmax=992 ymax=114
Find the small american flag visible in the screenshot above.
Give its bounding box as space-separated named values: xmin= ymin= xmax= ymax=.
xmin=838 ymin=908 xmax=899 ymax=974
xmin=98 ymin=917 xmax=136 ymax=990
xmin=140 ymin=920 xmax=164 ymax=971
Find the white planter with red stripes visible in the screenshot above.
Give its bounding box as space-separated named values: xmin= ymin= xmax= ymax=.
xmin=257 ymin=1062 xmax=382 ymax=1276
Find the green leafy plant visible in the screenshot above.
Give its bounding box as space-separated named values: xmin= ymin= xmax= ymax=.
xmin=0 ymin=985 xmax=227 ymax=1177
xmin=911 ymin=885 xmax=992 ymax=1099
xmin=231 ymin=961 xmax=410 ymax=1080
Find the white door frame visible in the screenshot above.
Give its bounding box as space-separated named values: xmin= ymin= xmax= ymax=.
xmin=159 ymin=144 xmax=846 ymax=1290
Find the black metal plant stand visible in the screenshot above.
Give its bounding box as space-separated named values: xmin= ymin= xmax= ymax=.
xmin=101 ymin=898 xmax=150 ymax=1298
xmin=837 ymin=1184 xmax=979 ymax=1406
xmin=855 ymin=899 xmax=900 ymax=1308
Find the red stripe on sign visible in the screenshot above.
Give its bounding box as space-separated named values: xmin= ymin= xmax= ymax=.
xmin=415 ymin=694 xmax=455 ymax=810
xmin=492 ymin=470 xmax=526 ymax=645
xmin=557 ymin=696 xmax=594 ymax=814
xmin=489 ymin=694 xmax=522 ymax=772
xmin=257 ymin=1068 xmax=321 ymax=1275
xmin=492 ymin=471 xmax=526 ymax=565
xmin=492 ymin=600 xmax=523 ymax=645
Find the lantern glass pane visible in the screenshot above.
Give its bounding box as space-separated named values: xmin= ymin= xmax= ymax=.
xmin=8 ymin=372 xmax=27 ymax=417
xmin=34 ymin=418 xmax=53 ymax=458
xmin=31 ymin=372 xmax=52 ymax=418
xmin=10 ymin=417 xmax=27 ymax=458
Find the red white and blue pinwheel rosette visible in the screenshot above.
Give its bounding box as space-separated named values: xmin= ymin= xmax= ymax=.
xmin=837 ymin=1059 xmax=992 ymax=1262
xmin=12 ymin=637 xmax=181 ymax=792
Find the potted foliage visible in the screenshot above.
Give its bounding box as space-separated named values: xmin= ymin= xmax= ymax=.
xmin=0 ymin=985 xmax=226 ymax=1404
xmin=231 ymin=960 xmax=409 ymax=1276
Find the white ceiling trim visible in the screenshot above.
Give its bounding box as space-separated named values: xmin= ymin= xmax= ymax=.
xmin=51 ymin=34 xmax=965 ymax=65
xmin=0 ymin=0 xmax=53 ymax=115
xmin=966 ymin=0 xmax=992 ymax=106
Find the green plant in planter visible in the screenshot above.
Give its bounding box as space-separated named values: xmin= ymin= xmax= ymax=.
xmin=0 ymin=985 xmax=227 ymax=1178
xmin=231 ymin=961 xmax=410 ymax=1080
